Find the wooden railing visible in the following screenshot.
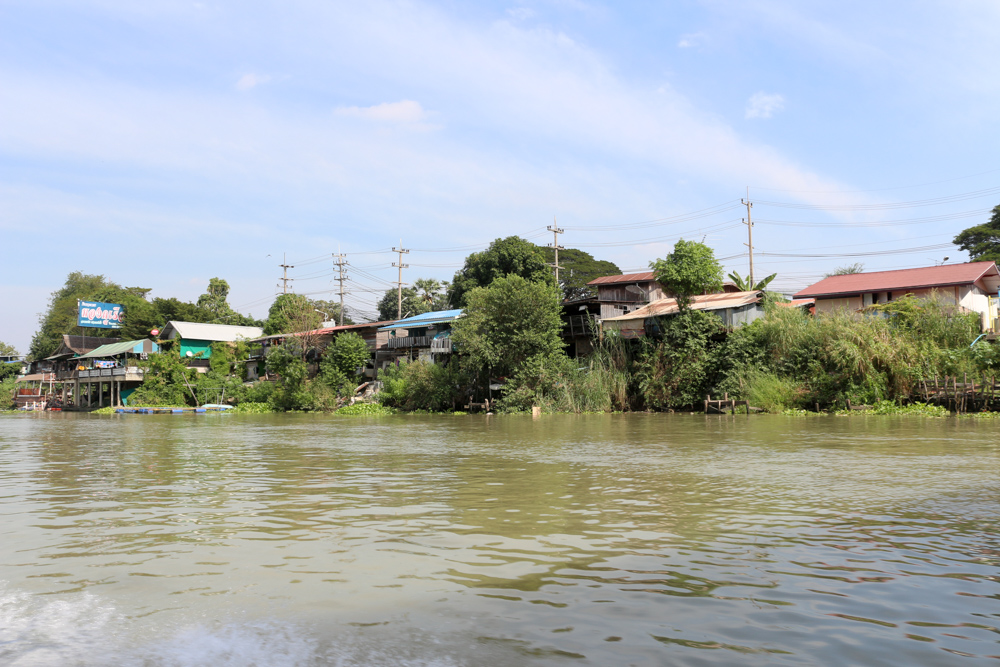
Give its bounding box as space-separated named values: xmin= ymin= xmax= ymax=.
xmin=387 ymin=336 xmax=431 ymax=349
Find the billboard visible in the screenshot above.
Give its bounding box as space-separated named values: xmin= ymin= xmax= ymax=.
xmin=78 ymin=300 xmax=123 ymax=329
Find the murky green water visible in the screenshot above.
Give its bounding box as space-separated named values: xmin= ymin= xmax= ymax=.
xmin=1 ymin=412 xmax=999 ymax=665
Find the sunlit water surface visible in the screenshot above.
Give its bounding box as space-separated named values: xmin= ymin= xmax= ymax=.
xmin=1 ymin=412 xmax=999 ymax=666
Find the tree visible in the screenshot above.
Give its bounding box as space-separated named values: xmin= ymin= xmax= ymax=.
xmin=311 ymin=300 xmax=355 ymax=326
xmin=197 ymin=278 xmax=233 ymax=320
xmin=728 ymin=271 xmax=777 ymax=291
xmin=448 ymin=237 xmax=554 ymax=307
xmin=450 ymin=274 xmax=564 ymax=378
xmin=0 ymin=341 xmax=20 ymax=381
xmin=413 ymin=278 xmax=449 ymax=310
xmin=954 ymin=205 xmax=1000 ymax=263
xmin=30 ymin=272 xmax=116 ymax=360
xmin=319 ymin=332 xmax=371 ymax=396
xmin=377 ymin=286 xmax=431 ymax=322
xmin=264 ymin=294 xmax=322 ymax=335
xmin=541 ymin=247 xmax=621 ymax=300
xmin=650 ymin=239 xmax=723 ymax=310
xmin=151 ymin=297 xmax=213 ymax=326
xmin=825 ymin=263 xmax=865 ymax=277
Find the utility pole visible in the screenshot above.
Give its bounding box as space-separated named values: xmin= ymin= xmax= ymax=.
xmin=279 ymin=252 xmax=294 ymax=294
xmin=333 ymin=253 xmax=348 ymax=326
xmin=392 ymin=240 xmax=409 ymax=320
xmin=547 ymin=218 xmax=564 ymax=284
xmin=741 ymin=189 xmax=754 ymax=287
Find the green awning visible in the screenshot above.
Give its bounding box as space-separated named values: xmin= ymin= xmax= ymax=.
xmin=76 ymin=339 xmax=159 ymax=359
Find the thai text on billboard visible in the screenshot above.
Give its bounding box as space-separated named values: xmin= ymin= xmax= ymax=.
xmin=78 ymin=300 xmax=123 ymax=329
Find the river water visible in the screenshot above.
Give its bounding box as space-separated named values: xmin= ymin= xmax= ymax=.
xmin=1 ymin=413 xmax=999 ymax=666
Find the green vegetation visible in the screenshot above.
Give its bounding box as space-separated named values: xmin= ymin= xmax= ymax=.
xmin=953 ymin=204 xmax=1000 ymax=263
xmin=826 ymin=263 xmax=865 ymax=277
xmin=264 ymin=293 xmax=322 ymax=335
xmin=336 ymin=402 xmax=396 ymax=415
xmin=448 ymin=236 xmax=555 ymax=307
xmin=650 ymin=239 xmax=723 ymax=309
xmin=28 ymin=272 xmax=259 ymax=360
xmin=540 ymin=247 xmax=621 ymax=300
xmin=727 ymin=271 xmax=776 ymax=292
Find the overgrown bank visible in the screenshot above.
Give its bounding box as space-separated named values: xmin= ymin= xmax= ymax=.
xmin=377 ymin=295 xmax=997 ymax=414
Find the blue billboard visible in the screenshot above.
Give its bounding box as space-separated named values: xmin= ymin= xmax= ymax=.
xmin=78 ymin=300 xmax=123 ymax=329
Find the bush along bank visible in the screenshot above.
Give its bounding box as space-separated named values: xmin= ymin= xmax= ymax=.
xmin=375 ymin=295 xmax=1000 ymax=415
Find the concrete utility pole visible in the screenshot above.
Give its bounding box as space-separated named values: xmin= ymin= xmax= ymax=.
xmin=333 ymin=253 xmax=349 ymax=326
xmin=741 ymin=189 xmax=755 ymax=287
xmin=280 ymin=252 xmax=295 ymax=294
xmin=547 ymin=219 xmax=564 ymax=284
xmin=392 ymin=240 xmax=409 ymax=320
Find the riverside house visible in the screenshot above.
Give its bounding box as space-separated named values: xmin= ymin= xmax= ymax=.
xmin=159 ymin=321 xmax=264 ymax=370
xmin=794 ymin=261 xmax=1000 ymax=330
xmin=601 ymin=291 xmax=766 ymax=338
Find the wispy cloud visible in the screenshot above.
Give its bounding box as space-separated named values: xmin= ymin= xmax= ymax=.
xmin=677 ymin=32 xmax=705 ymax=48
xmin=506 ymin=7 xmax=535 ymax=21
xmin=334 ymin=100 xmax=428 ymax=123
xmin=236 ymin=73 xmax=270 ymax=91
xmin=745 ymin=92 xmax=785 ymax=119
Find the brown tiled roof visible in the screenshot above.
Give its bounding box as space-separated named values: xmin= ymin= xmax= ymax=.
xmin=794 ymin=262 xmax=999 ymax=299
xmin=587 ymin=271 xmax=657 ymax=286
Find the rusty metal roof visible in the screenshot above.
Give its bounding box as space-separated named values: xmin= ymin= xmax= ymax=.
xmin=603 ymin=290 xmax=763 ymax=322
xmin=587 ymin=271 xmax=657 ymax=286
xmin=794 ymin=261 xmax=1000 ymax=299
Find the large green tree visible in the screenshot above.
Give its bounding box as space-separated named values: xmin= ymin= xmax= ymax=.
xmin=264 ymin=293 xmax=323 ymax=335
xmin=954 ymin=205 xmax=1000 ymax=263
xmin=376 ymin=286 xmax=432 ymax=322
xmin=541 ymin=247 xmax=621 ymax=300
xmin=650 ymin=239 xmax=723 ymax=310
xmin=28 ymin=273 xmax=158 ymax=359
xmin=450 ymin=274 xmax=564 ymax=378
xmin=448 ymin=236 xmax=555 ymax=307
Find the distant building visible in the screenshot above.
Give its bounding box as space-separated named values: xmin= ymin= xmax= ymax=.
xmin=601 ymin=291 xmax=766 ymax=338
xmin=246 ymin=320 xmax=396 ymax=381
xmin=794 ymin=261 xmax=1000 ymax=330
xmin=159 ymin=321 xmax=264 ymax=366
xmin=378 ymin=310 xmax=463 ymax=368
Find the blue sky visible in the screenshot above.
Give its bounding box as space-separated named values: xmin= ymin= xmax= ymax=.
xmin=3 ymin=0 xmax=1000 ymax=352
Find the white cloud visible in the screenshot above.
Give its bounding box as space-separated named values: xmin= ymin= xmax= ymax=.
xmin=334 ymin=100 xmax=428 ymax=123
xmin=677 ymin=32 xmax=705 ymax=48
xmin=507 ymin=7 xmax=535 ymax=21
xmin=235 ymin=73 xmax=270 ymax=91
xmin=745 ymin=92 xmax=785 ymax=119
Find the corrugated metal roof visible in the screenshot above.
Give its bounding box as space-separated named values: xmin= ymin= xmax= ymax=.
xmin=161 ymin=321 xmax=264 ymax=342
xmin=587 ymin=271 xmax=657 ymax=286
xmin=603 ymin=291 xmax=763 ymax=322
xmin=77 ymin=339 xmax=159 ymax=359
xmin=46 ymin=335 xmax=121 ymax=359
xmin=378 ymin=309 xmax=463 ymax=331
xmin=794 ymin=262 xmax=1000 ymax=298
xmin=248 ymin=320 xmax=396 ymax=344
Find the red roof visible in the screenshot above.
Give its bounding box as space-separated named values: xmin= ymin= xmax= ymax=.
xmin=795 ymin=262 xmax=1000 ymax=299
xmin=588 ymin=271 xmax=657 ymax=286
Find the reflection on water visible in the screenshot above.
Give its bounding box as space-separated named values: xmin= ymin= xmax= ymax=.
xmin=2 ymin=412 xmax=1000 ymax=665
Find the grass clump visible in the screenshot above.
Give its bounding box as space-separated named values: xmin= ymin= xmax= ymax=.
xmin=336 ymin=402 xmax=396 ymax=415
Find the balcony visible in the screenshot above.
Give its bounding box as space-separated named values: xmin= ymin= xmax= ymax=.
xmin=76 ymin=367 xmax=146 ymax=381
xmin=386 ymin=335 xmax=431 ymax=349
xmin=430 ymin=338 xmax=453 ymax=353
